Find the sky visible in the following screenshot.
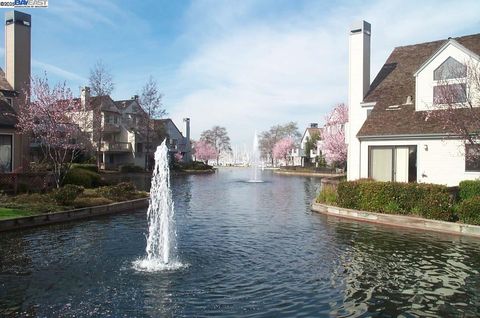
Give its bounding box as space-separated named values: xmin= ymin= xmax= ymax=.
xmin=2 ymin=0 xmax=480 ymax=148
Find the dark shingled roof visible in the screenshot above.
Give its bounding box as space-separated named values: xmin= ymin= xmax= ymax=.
xmin=114 ymin=99 xmax=133 ymax=110
xmin=74 ymin=95 xmax=121 ymax=113
xmin=0 ymin=68 xmax=13 ymax=91
xmin=357 ymin=33 xmax=480 ymax=137
xmin=307 ymin=127 xmax=322 ymax=136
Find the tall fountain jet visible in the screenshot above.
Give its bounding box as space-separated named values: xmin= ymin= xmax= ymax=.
xmin=248 ymin=132 xmax=263 ymax=183
xmin=134 ymin=140 xmax=183 ymax=271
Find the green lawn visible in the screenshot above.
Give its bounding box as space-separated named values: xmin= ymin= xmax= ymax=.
xmin=0 ymin=208 xmax=37 ymax=220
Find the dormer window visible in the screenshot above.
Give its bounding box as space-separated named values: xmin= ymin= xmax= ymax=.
xmin=433 ymin=57 xmax=467 ymax=104
xmin=434 ymin=57 xmax=467 ymax=80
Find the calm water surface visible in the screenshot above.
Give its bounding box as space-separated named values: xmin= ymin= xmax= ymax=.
xmin=1 ymin=168 xmax=480 ymax=317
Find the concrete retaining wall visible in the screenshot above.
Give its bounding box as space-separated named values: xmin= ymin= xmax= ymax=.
xmin=274 ymin=170 xmax=345 ymax=178
xmin=312 ymin=201 xmax=480 ymax=238
xmin=0 ymin=198 xmax=148 ymax=232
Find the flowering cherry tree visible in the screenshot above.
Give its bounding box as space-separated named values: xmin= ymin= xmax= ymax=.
xmin=321 ymin=103 xmax=348 ymax=167
xmin=174 ymin=152 xmax=183 ymax=162
xmin=193 ymin=140 xmax=217 ymax=163
xmin=272 ymin=137 xmax=295 ymax=162
xmin=16 ymin=74 xmax=92 ymax=187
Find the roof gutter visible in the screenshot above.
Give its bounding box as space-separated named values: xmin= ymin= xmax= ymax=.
xmin=357 ymin=133 xmax=462 ymax=141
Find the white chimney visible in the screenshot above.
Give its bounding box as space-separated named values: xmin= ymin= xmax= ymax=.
xmin=347 ymin=20 xmax=371 ymax=181
xmin=5 ymin=10 xmax=31 ymax=103
xmin=81 ymin=86 xmax=91 ymax=110
xmin=183 ymin=118 xmax=192 ymax=162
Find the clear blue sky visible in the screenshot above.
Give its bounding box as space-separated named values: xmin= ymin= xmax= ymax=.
xmin=1 ymin=0 xmax=479 ymax=146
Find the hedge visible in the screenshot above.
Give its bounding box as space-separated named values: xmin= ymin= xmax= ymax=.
xmin=63 ymin=168 xmax=102 ymax=188
xmin=94 ymin=182 xmax=146 ymax=201
xmin=52 ymin=184 xmax=84 ymax=206
xmin=334 ymin=180 xmax=454 ymax=221
xmin=456 ymin=196 xmax=480 ymax=225
xmin=459 ymin=180 xmax=480 ymax=201
xmin=70 ymin=163 xmax=99 ymax=173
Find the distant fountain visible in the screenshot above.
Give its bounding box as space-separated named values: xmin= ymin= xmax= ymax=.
xmin=134 ymin=140 xmax=184 ymax=271
xmin=247 ymin=132 xmax=264 ymax=183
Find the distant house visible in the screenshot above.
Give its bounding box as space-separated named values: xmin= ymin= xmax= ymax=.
xmin=291 ymin=123 xmax=323 ymax=166
xmin=74 ymin=87 xmax=192 ymax=169
xmin=346 ymin=21 xmax=480 ymax=186
xmin=153 ymin=118 xmax=192 ymax=162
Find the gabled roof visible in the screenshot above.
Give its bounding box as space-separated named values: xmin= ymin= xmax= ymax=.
xmin=302 ymin=127 xmax=322 ymax=142
xmin=114 ymin=98 xmax=147 ymax=116
xmin=74 ymin=95 xmax=121 ymax=113
xmin=358 ymin=33 xmax=480 ymax=137
xmin=154 ymin=118 xmax=183 ymax=137
xmin=0 ymin=68 xmax=13 ymax=92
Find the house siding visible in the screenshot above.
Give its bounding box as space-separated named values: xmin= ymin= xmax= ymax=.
xmin=360 ymin=138 xmax=480 ymax=186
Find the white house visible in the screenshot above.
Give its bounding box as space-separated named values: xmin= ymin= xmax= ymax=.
xmin=291 ymin=123 xmax=323 ymax=166
xmin=346 ymin=21 xmax=480 ymax=186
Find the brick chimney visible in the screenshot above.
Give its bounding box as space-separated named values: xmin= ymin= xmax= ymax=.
xmin=5 ymin=10 xmax=31 ymax=103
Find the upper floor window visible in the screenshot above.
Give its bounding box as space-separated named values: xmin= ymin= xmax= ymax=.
xmin=105 ymin=114 xmax=110 ymax=123
xmin=433 ymin=57 xmax=468 ymax=104
xmin=466 ymin=144 xmax=480 ymax=172
xmin=434 ymin=57 xmax=467 ymax=80
xmin=434 ymin=83 xmax=467 ymax=104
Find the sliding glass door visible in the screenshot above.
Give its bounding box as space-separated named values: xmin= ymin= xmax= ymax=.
xmin=369 ymin=146 xmax=417 ymax=182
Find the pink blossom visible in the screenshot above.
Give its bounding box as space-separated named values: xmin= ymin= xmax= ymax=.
xmin=16 ymin=74 xmax=92 ymax=187
xmin=273 ymin=137 xmax=295 ymax=160
xmin=174 ymin=152 xmax=183 ymax=162
xmin=321 ymin=103 xmax=348 ymax=167
xmin=193 ymin=140 xmax=217 ymax=163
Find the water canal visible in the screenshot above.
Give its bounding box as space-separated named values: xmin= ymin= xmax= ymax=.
xmin=1 ymin=168 xmax=479 ymax=317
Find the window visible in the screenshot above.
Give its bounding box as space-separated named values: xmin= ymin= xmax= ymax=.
xmin=105 ymin=114 xmax=110 ymax=123
xmin=433 ymin=57 xmax=467 ymax=105
xmin=0 ymin=135 xmax=12 ymax=172
xmin=114 ymin=116 xmax=118 ymax=124
xmin=433 ymin=83 xmax=467 ymax=104
xmin=369 ymin=146 xmax=417 ymax=182
xmin=465 ymin=144 xmax=480 ymax=172
xmin=367 ymin=109 xmax=373 ymax=117
xmin=137 ymin=143 xmax=143 ymax=153
xmin=434 ymin=57 xmax=467 ymax=80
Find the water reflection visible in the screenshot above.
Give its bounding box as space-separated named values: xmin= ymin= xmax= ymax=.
xmin=327 ymin=218 xmax=480 ymax=317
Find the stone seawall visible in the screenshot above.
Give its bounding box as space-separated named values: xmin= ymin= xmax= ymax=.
xmin=312 ymin=201 xmax=480 ymax=238
xmin=0 ymin=198 xmax=148 ymax=232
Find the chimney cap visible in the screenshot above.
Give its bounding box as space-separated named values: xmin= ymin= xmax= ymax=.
xmin=350 ymin=20 xmax=371 ymax=35
xmin=310 ymin=123 xmax=318 ymax=128
xmin=132 ymin=95 xmax=139 ymax=100
xmin=5 ymin=11 xmax=31 ymax=26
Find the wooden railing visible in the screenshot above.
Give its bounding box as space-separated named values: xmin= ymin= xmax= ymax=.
xmin=101 ymin=142 xmax=132 ymax=152
xmin=0 ymin=173 xmax=55 ymax=194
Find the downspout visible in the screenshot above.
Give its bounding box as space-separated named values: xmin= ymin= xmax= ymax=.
xmin=359 ymin=139 xmax=362 ymax=178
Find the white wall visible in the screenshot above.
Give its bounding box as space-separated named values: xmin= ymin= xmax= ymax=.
xmin=416 ymin=41 xmax=480 ymax=111
xmin=359 ymin=138 xmax=480 ymax=186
